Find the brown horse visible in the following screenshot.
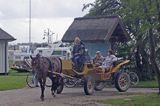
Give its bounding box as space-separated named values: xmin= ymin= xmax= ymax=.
xmin=30 ymin=54 xmax=62 ymax=101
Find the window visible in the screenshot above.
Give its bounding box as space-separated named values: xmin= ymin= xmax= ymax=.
xmin=52 ymin=51 xmax=62 ymax=55
xmin=39 ymin=50 xmax=43 ymax=53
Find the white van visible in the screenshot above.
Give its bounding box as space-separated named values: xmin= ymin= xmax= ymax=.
xmin=34 ymin=47 xmax=71 ymax=60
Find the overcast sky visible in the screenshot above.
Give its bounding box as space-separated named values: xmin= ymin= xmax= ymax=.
xmin=0 ymin=0 xmax=94 ymax=44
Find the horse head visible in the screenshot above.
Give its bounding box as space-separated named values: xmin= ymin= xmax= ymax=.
xmin=30 ymin=54 xmax=40 ymax=73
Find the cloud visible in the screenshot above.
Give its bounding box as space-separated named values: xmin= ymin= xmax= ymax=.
xmin=0 ymin=0 xmax=94 ymax=19
xmin=0 ymin=0 xmax=95 ymax=43
xmin=0 ymin=17 xmax=74 ymax=43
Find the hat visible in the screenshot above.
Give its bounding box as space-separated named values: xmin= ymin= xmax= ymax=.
xmin=96 ymin=51 xmax=101 ymax=54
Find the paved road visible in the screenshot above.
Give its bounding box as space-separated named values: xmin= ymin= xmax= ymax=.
xmin=0 ymin=87 xmax=158 ymax=106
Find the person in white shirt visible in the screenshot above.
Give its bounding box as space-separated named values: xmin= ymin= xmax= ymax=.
xmin=100 ymin=49 xmax=118 ymax=69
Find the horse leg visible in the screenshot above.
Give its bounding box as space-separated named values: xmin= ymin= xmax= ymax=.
xmin=52 ymin=79 xmax=56 ymax=97
xmin=51 ymin=76 xmax=57 ymax=97
xmin=39 ymin=78 xmax=46 ymax=101
xmin=48 ymin=72 xmax=55 ymax=97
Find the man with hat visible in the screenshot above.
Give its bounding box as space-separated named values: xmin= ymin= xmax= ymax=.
xmin=93 ymin=51 xmax=104 ymax=65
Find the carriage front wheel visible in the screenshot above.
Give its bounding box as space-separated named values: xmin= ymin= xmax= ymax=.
xmin=84 ymin=75 xmax=95 ymax=95
xmin=26 ymin=73 xmax=37 ymax=88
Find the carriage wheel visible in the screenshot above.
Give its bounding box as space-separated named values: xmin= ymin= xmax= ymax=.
xmin=84 ymin=75 xmax=95 ymax=95
xmin=94 ymin=81 xmax=105 ymax=91
xmin=115 ymin=72 xmax=130 ymax=92
xmin=26 ymin=73 xmax=36 ymax=88
xmin=129 ymin=72 xmax=139 ymax=86
xmin=64 ymin=77 xmax=76 ymax=88
xmin=46 ymin=77 xmax=52 ymax=87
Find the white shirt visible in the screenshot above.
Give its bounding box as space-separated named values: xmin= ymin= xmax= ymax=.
xmin=102 ymin=55 xmax=117 ymax=68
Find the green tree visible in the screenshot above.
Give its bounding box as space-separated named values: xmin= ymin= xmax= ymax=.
xmin=82 ymin=0 xmax=121 ymax=16
xmin=84 ymin=0 xmax=160 ymax=93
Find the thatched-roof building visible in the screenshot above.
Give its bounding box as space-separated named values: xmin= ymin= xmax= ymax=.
xmin=0 ymin=28 xmax=15 ymax=74
xmin=62 ymin=16 xmax=129 ymax=57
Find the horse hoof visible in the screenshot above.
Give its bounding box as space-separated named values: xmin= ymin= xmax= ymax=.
xmin=52 ymin=93 xmax=56 ymax=97
xmin=40 ymin=97 xmax=44 ymax=101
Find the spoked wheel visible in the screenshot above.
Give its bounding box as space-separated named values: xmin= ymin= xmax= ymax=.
xmin=84 ymin=75 xmax=95 ymax=95
xmin=94 ymin=81 xmax=105 ymax=91
xmin=46 ymin=77 xmax=52 ymax=87
xmin=115 ymin=72 xmax=130 ymax=92
xmin=64 ymin=78 xmax=76 ymax=88
xmin=129 ymin=72 xmax=139 ymax=85
xmin=26 ymin=73 xmax=36 ymax=88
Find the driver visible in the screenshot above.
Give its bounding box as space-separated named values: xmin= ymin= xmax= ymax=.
xmin=72 ymin=36 xmax=85 ymax=72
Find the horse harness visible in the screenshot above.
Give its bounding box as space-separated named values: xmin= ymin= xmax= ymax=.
xmin=44 ymin=57 xmax=54 ymax=72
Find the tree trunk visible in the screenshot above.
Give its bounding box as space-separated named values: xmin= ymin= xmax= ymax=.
xmin=148 ymin=28 xmax=160 ymax=94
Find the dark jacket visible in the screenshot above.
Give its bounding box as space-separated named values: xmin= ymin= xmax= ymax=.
xmin=72 ymin=42 xmax=85 ymax=57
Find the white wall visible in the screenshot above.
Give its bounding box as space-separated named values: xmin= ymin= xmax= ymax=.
xmin=0 ymin=40 xmax=8 ymax=74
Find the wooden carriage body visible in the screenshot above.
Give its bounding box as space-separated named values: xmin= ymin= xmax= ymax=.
xmin=61 ymin=59 xmax=130 ymax=81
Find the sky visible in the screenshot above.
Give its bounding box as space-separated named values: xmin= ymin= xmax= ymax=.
xmin=0 ymin=0 xmax=95 ymax=44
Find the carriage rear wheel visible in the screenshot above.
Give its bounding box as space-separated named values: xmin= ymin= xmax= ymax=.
xmin=115 ymin=72 xmax=130 ymax=92
xmin=84 ymin=75 xmax=95 ymax=95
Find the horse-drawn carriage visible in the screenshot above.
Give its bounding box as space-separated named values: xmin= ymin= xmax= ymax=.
xmin=60 ymin=58 xmax=131 ymax=95
xmin=29 ymin=54 xmax=139 ymax=100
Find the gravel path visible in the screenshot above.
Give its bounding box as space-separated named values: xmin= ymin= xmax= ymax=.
xmin=0 ymin=87 xmax=158 ymax=106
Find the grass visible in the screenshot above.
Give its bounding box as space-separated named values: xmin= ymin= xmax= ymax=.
xmin=0 ymin=69 xmax=159 ymax=91
xmin=135 ymin=80 xmax=158 ymax=88
xmin=0 ymin=76 xmax=26 ymax=91
xmin=8 ymin=70 xmax=29 ymax=76
xmin=0 ymin=70 xmax=28 ymax=91
xmin=99 ymin=93 xmax=160 ymax=106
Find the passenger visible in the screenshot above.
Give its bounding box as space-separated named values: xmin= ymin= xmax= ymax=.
xmin=100 ymin=49 xmax=118 ymax=69
xmin=93 ymin=51 xmax=104 ymax=65
xmin=72 ymin=37 xmax=86 ymax=72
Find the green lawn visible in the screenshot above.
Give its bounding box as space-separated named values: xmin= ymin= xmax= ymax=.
xmin=8 ymin=70 xmax=29 ymax=76
xmin=136 ymin=80 xmax=158 ymax=88
xmin=0 ymin=70 xmax=28 ymax=91
xmin=99 ymin=93 xmax=160 ymax=106
xmin=0 ymin=76 xmax=26 ymax=91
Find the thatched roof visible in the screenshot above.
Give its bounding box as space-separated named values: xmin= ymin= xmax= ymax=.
xmin=0 ymin=28 xmax=16 ymax=41
xmin=62 ymin=16 xmax=129 ymax=42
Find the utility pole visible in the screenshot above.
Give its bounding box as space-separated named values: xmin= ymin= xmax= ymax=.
xmin=43 ymin=28 xmax=54 ymax=44
xmin=29 ymin=0 xmax=31 ymax=43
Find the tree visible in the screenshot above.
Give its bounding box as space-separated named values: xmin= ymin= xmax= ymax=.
xmin=118 ymin=0 xmax=160 ymax=93
xmin=82 ymin=0 xmax=121 ymax=16
xmin=84 ymin=0 xmax=160 ymax=93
